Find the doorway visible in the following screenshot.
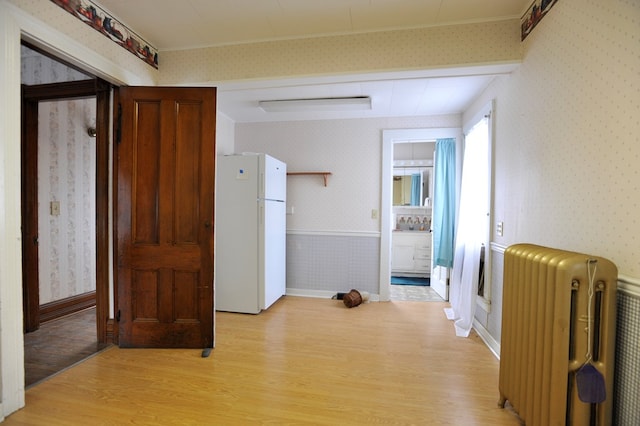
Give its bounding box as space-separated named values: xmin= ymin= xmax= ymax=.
xmin=379 ymin=128 xmax=462 ymax=302
xmin=21 ymin=43 xmax=112 ymax=384
xmin=389 ymin=141 xmax=441 ymax=302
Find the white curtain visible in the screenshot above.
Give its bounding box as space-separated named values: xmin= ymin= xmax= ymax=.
xmin=444 ymin=117 xmax=489 ymax=337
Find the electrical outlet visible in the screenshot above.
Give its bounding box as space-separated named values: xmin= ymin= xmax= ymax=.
xmin=371 ymin=209 xmax=378 ymax=219
xmin=496 ymin=221 xmax=504 ymax=236
xmin=50 ymin=201 xmax=60 ymax=216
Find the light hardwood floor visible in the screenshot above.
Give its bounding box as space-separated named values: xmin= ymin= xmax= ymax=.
xmin=6 ymin=296 xmax=522 ymax=425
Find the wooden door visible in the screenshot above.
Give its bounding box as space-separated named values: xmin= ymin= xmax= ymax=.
xmin=116 ymin=87 xmax=216 ymax=349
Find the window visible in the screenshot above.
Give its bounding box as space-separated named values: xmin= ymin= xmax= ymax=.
xmin=463 ymin=103 xmax=492 ymax=309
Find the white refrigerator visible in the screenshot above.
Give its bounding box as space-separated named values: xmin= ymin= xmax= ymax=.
xmin=215 ymin=153 xmax=287 ymax=314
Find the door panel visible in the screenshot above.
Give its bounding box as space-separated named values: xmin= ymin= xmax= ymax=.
xmin=261 ymin=200 xmax=286 ymax=310
xmin=117 ymin=86 xmax=216 ymax=348
xmin=431 ymin=265 xmax=449 ymax=301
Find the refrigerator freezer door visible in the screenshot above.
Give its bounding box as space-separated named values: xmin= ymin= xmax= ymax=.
xmin=259 ymin=199 xmax=286 ymax=309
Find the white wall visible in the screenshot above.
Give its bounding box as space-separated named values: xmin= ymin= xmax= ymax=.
xmin=235 ymin=115 xmax=460 ymax=233
xmin=215 ymin=112 xmax=235 ymax=156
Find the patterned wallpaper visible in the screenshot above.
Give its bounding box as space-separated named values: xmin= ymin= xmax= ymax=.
xmin=21 ymin=45 xmax=89 ymax=84
xmin=22 ymin=48 xmax=97 ymax=304
xmin=465 ymin=0 xmax=640 ymax=278
xmin=235 ymin=114 xmax=460 ymax=233
xmin=159 ymin=20 xmax=521 ymax=84
xmin=37 ymin=99 xmax=97 ymax=304
xmin=11 ymin=0 xmax=158 ymax=84
xmin=465 ymin=2 xmax=639 ymax=419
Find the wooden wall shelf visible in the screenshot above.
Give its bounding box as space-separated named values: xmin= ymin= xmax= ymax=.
xmin=287 ymin=172 xmax=332 ymax=186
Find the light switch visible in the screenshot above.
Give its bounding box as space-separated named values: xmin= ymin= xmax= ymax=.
xmin=371 ymin=209 xmax=379 ymax=219
xmin=50 ymin=201 xmax=60 ymax=216
xmin=496 ymin=221 xmax=504 ymax=236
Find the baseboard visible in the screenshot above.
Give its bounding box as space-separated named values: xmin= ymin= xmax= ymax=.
xmin=39 ymin=291 xmax=96 ymax=323
xmin=473 ymin=318 xmax=500 ymax=360
xmin=285 ymin=288 xmax=342 ymax=299
xmin=285 ymin=288 xmax=380 ymax=302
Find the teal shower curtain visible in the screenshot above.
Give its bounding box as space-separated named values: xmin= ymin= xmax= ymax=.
xmin=432 ymin=138 xmax=456 ymax=268
xmin=410 ymin=173 xmax=421 ymax=206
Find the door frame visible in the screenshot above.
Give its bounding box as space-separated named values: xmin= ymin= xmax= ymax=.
xmin=379 ymin=128 xmax=463 ymax=301
xmin=21 ymin=75 xmax=112 ymax=343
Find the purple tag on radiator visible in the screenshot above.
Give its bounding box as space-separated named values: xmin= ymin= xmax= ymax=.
xmin=576 ymin=363 xmax=606 ymax=403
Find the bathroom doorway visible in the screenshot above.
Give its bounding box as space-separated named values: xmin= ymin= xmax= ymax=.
xmin=390 ymin=140 xmax=441 ymax=302
xmin=379 ymin=128 xmax=463 ymax=302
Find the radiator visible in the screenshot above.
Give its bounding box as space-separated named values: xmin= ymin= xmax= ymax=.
xmin=499 ymin=244 xmax=617 ymax=425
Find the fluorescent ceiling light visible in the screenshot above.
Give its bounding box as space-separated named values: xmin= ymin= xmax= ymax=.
xmin=259 ymin=96 xmax=371 ymax=112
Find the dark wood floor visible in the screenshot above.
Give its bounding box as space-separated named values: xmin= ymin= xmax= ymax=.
xmin=24 ymin=307 xmax=110 ymax=387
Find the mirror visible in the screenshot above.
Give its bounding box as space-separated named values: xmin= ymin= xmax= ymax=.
xmin=393 ymin=166 xmax=432 ymax=206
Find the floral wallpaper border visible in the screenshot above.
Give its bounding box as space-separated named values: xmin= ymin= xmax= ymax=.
xmin=521 ymin=0 xmax=559 ymax=41
xmin=50 ymin=0 xmax=158 ymax=68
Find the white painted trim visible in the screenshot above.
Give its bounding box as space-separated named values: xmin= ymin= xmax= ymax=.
xmin=473 ymin=319 xmax=500 ymax=360
xmin=286 ymin=229 xmax=380 ymax=238
xmin=286 ymin=288 xmax=337 ymax=299
xmin=479 ymin=242 xmax=507 ymax=313
xmin=476 ymin=295 xmax=491 ymax=313
xmin=618 ymin=274 xmax=640 ymax=298
xmin=380 ymin=132 xmax=394 ymax=302
xmin=214 ymin=62 xmax=521 ymax=91
xmin=490 ymin=242 xmax=507 ymax=254
xmin=463 ymin=100 xmax=493 ymax=135
xmin=0 ymin=2 xmax=27 ymax=416
xmin=285 ymin=288 xmax=380 ymax=302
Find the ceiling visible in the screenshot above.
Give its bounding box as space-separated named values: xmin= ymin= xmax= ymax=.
xmin=95 ymin=1 xmax=530 ymax=122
